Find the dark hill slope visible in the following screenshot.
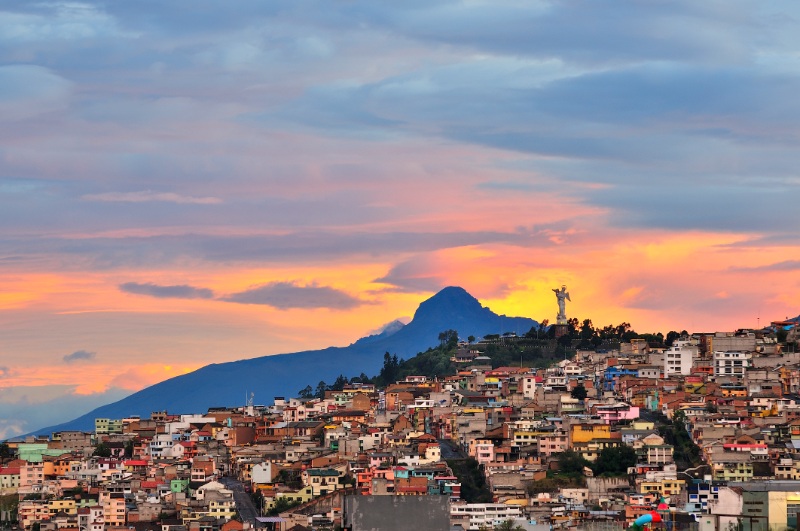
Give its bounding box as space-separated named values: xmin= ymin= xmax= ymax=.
xmin=33 ymin=287 xmax=536 ymax=434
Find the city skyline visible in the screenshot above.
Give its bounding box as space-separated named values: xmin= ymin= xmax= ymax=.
xmin=2 ymin=1 xmax=800 ymax=438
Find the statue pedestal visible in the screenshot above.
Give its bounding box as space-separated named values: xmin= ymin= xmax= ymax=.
xmin=553 ymin=324 xmax=569 ymax=339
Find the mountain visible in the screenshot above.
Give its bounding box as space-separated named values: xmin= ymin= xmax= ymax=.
xmin=32 ymin=287 xmax=537 ymax=434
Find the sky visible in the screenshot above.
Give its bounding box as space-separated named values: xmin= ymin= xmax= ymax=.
xmin=2 ymin=0 xmax=800 ymax=438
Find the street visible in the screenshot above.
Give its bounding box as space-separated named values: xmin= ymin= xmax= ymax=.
xmin=219 ymin=475 xmax=260 ymax=524
xmin=438 ymin=438 xmax=465 ymax=460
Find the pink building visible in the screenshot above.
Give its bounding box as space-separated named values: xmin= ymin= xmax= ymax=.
xmin=596 ymin=403 xmax=640 ymax=424
xmin=469 ymin=440 xmax=495 ymax=464
xmin=538 ymin=431 xmax=569 ymax=457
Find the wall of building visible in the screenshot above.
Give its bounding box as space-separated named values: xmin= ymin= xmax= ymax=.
xmin=344 ymin=495 xmax=450 ymax=531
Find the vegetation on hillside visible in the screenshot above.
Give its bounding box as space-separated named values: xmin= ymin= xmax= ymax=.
xmin=527 ymin=447 xmax=636 ymax=495
xmin=446 ymin=458 xmax=493 ymax=503
xmin=295 ymin=318 xmax=691 ymax=396
xmin=656 ymin=410 xmax=702 ymax=469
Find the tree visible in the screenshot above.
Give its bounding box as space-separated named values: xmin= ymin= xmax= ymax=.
xmin=557 ymin=450 xmax=591 ymax=476
xmin=567 ymin=317 xmax=579 ymax=337
xmin=298 ymin=385 xmax=313 ymax=399
xmin=446 ymin=458 xmax=493 ymax=503
xmin=467 ymin=335 xmax=476 ymax=344
xmin=580 ymin=319 xmax=594 ymax=341
xmin=592 ymin=445 xmax=637 ymax=476
xmin=665 ymin=331 xmax=681 ymax=347
xmin=92 ymin=442 xmax=112 ymax=458
xmin=615 ymin=322 xmax=631 ymax=338
xmin=656 ymin=410 xmax=701 ymax=469
xmin=438 ymin=329 xmax=459 ymax=349
xmin=0 ymin=493 xmax=19 ymax=526
xmin=277 ymin=469 xmax=303 ymax=490
xmin=378 ymin=352 xmax=400 ymax=385
xmin=124 ymin=439 xmax=135 ymax=458
xmin=570 ymin=385 xmax=588 ymax=401
xmin=330 ymin=374 xmax=349 ymax=391
xmin=314 ymin=381 xmax=328 ymax=399
xmin=267 ymin=496 xmax=301 ymax=516
xmin=0 ymin=442 xmax=11 ymax=459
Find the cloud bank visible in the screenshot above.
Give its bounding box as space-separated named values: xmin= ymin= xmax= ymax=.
xmin=120 ymin=282 xmax=215 ymax=299
xmin=63 ymin=350 xmax=96 ymax=363
xmin=223 ymin=281 xmax=365 ymax=310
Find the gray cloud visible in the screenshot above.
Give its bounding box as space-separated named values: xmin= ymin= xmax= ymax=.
xmin=63 ymin=350 xmax=96 ymax=363
xmin=373 ymin=257 xmax=447 ymax=294
xmin=0 ymin=0 xmax=798 ymax=242
xmin=0 ymin=65 xmax=73 ymax=121
xmin=730 ymin=260 xmax=800 ymax=273
xmin=223 ymin=281 xmax=364 ymax=310
xmin=0 ymin=227 xmax=562 ymax=272
xmin=355 ymin=2 xmax=762 ymax=65
xmin=83 ymin=191 xmax=221 ymax=204
xmin=119 ymin=282 xmax=215 ymax=299
xmin=0 ymin=366 xmax=12 ymax=378
xmin=594 ymin=185 xmax=800 ymax=233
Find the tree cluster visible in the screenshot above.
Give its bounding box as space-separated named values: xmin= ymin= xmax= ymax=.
xmin=446 ymin=458 xmax=493 ymax=503
xmin=437 ymin=329 xmax=459 ymax=349
xmin=657 ymin=410 xmax=702 ymax=469
xmin=296 ymin=329 xmax=461 ymax=396
xmin=532 ymin=317 xmax=686 ymax=351
xmin=555 ymin=447 xmax=637 ymax=478
xmin=92 ymin=442 xmax=112 ymax=458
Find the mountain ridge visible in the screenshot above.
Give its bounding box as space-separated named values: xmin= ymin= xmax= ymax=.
xmin=31 ymin=286 xmax=537 ymax=434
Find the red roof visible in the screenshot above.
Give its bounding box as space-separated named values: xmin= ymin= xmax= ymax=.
xmin=124 ymin=460 xmax=148 ymax=466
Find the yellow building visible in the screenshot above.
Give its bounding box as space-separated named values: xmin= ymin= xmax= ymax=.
xmin=264 ymin=485 xmax=314 ymax=512
xmin=639 ymin=478 xmax=685 ymax=497
xmin=102 ymin=497 xmax=126 ymax=527
xmin=572 ymin=439 xmax=621 ymax=462
xmin=207 ymin=499 xmax=236 ymax=518
xmin=49 ymin=499 xmax=77 ymax=516
xmin=570 ymin=423 xmax=611 ymax=444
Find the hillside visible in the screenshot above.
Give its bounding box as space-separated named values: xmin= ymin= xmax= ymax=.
xmin=32 ymin=287 xmax=537 ymax=434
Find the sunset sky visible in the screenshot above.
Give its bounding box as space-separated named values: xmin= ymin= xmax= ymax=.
xmin=2 ymin=1 xmax=800 ymax=438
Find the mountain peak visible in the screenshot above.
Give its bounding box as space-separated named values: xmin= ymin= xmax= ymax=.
xmin=379 ymin=319 xmax=407 ymax=336
xmin=413 ymin=286 xmax=483 ymax=320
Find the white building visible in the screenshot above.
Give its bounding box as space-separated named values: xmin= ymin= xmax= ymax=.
xmin=450 ymin=503 xmax=522 ymax=530
xmin=520 ymin=375 xmax=540 ymax=400
xmin=664 ymin=340 xmax=697 ymax=376
xmin=713 ymin=351 xmax=752 ymax=377
xmin=77 ymin=506 xmax=104 ymax=531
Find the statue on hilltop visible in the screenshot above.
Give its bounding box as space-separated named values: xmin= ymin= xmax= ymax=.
xmin=552 ymin=285 xmax=570 ymax=325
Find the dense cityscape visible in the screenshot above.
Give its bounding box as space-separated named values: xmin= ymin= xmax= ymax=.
xmin=2 ymin=288 xmax=799 ymax=531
